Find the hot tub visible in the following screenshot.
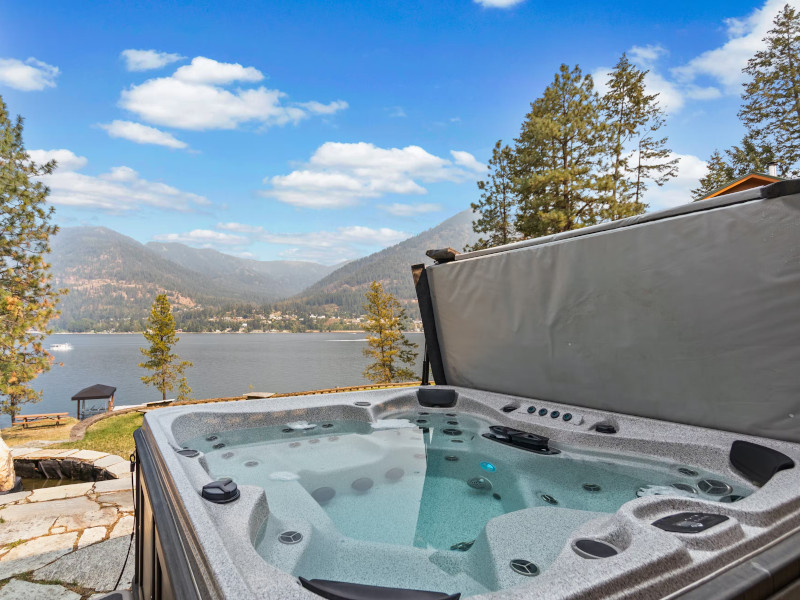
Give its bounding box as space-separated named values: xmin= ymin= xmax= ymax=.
xmin=133 ymin=180 xmax=800 ymax=599
xmin=133 ymin=385 xmax=800 ymax=600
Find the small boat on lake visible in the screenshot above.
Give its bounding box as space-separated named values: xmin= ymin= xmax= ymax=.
xmin=49 ymin=343 xmax=73 ymax=351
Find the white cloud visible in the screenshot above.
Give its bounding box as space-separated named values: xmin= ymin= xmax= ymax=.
xmin=118 ymin=56 xmax=347 ymax=131
xmin=121 ymin=49 xmax=184 ymax=71
xmin=379 ymin=203 xmax=442 ymax=217
xmin=643 ymin=152 xmax=707 ymax=210
xmin=593 ymin=0 xmax=793 ymax=114
xmin=99 ymin=120 xmax=188 ymax=149
xmin=153 ymin=229 xmax=247 ymax=246
xmin=28 ymin=149 xmax=88 ymax=170
xmin=474 ymin=0 xmax=525 ymax=7
xmin=628 ymin=44 xmax=667 ymax=69
xmin=0 ymin=57 xmax=59 ymax=91
xmin=298 ymin=100 xmax=350 ymax=115
xmin=450 ymin=150 xmax=485 ymax=173
xmin=684 ymin=85 xmax=723 ymax=101
xmin=262 ymin=225 xmax=410 ymax=263
xmin=29 ymin=148 xmax=209 ymax=212
xmin=388 ymin=106 xmax=407 ymax=118
xmin=671 ymin=0 xmax=795 ymax=94
xmin=640 ymin=71 xmax=685 ymax=113
xmin=172 ymin=56 xmax=262 ymax=84
xmin=217 ymin=222 xmax=265 ymax=233
xmin=263 ymin=142 xmax=481 ymax=209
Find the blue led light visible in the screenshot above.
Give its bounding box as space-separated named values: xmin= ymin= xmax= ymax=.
xmin=480 ymin=461 xmax=497 ymax=472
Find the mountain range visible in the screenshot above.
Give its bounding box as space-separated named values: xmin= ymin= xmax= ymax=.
xmin=48 ymin=210 xmax=480 ymax=331
xmin=278 ymin=209 xmax=480 ymax=315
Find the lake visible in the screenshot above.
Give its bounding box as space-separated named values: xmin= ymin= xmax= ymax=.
xmin=1 ymin=332 xmax=426 ymax=429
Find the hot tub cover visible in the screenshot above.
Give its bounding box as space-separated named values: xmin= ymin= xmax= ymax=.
xmin=421 ymin=181 xmax=800 ymax=443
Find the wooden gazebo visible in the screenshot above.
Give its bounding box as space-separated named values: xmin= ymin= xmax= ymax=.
xmin=71 ymin=384 xmax=116 ymax=420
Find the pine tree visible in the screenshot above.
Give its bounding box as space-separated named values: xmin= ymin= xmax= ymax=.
xmin=176 ymin=376 xmax=193 ymax=402
xmin=0 ymin=96 xmax=63 ymax=418
xmin=726 ymin=133 xmax=778 ymax=175
xmin=601 ymin=53 xmax=677 ymax=219
xmin=466 ymin=141 xmax=520 ymax=251
xmin=139 ymin=294 xmax=192 ymax=400
xmin=691 ymin=150 xmax=735 ymax=200
xmin=361 ymin=281 xmax=418 ymax=384
xmin=739 ymin=4 xmax=800 ymax=176
xmin=514 ymin=64 xmax=613 ymax=237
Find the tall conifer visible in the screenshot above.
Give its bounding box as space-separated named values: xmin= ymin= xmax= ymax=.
xmin=0 ymin=96 xmax=63 ymax=418
xmin=361 ymin=282 xmax=417 ymax=384
xmin=514 ymin=64 xmax=612 ymax=236
xmin=726 ymin=134 xmax=778 ymax=175
xmin=467 ymin=141 xmax=519 ymax=251
xmin=739 ymin=4 xmax=800 ymax=176
xmin=601 ymin=53 xmax=677 ymax=219
xmin=139 ymin=294 xmax=192 ymax=401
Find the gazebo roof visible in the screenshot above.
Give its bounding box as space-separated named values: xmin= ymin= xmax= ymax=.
xmin=71 ymin=384 xmax=117 ymax=401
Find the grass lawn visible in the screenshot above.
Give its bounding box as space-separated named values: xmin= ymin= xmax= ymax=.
xmin=52 ymin=412 xmax=144 ymax=458
xmin=0 ymin=418 xmax=77 ymax=446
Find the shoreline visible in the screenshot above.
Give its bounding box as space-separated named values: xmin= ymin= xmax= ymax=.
xmin=49 ymin=330 xmax=423 ymax=335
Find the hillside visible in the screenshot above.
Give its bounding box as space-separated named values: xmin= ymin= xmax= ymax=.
xmin=280 ymin=209 xmax=481 ymax=315
xmin=46 ymin=211 xmax=481 ymax=330
xmin=48 ymin=227 xmax=333 ymax=331
xmin=146 ymin=242 xmax=335 ymax=299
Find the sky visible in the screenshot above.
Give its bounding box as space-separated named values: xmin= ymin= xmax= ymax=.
xmin=1 ymin=0 xmax=795 ymax=264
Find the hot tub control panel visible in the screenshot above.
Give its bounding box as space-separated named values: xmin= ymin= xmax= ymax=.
xmin=525 ymin=405 xmax=583 ymax=425
xmin=652 ymin=513 xmax=729 ymax=534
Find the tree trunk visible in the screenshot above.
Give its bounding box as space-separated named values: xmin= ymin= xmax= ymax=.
xmin=0 ymin=435 xmax=17 ymax=493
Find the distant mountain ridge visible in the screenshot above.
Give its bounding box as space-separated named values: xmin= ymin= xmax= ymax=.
xmin=49 ymin=227 xmax=335 ymax=330
xmin=47 ymin=211 xmax=480 ymax=330
xmin=281 ymin=209 xmax=481 ymax=315
xmin=146 ymin=242 xmax=335 ymax=299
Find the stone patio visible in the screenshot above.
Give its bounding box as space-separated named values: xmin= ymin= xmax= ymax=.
xmin=0 ymin=451 xmax=134 ymax=600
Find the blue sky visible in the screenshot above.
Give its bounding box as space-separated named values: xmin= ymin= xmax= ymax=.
xmin=1 ymin=0 xmax=793 ymax=264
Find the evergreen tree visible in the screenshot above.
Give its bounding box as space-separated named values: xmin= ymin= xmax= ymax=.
xmin=602 ymin=53 xmax=677 ymax=218
xmin=691 ymin=150 xmax=735 ymax=200
xmin=0 ymin=96 xmax=63 ymax=418
xmin=467 ymin=141 xmax=520 ymax=251
xmin=514 ymin=64 xmax=613 ymax=237
xmin=361 ymin=282 xmax=417 ymax=384
xmin=726 ymin=133 xmax=778 ymax=175
xmin=139 ymin=294 xmax=192 ymax=400
xmin=176 ymin=376 xmax=193 ymax=402
xmin=739 ymin=4 xmax=800 ymax=176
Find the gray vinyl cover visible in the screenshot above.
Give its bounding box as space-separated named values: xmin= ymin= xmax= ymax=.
xmin=426 ymin=187 xmax=800 ymax=443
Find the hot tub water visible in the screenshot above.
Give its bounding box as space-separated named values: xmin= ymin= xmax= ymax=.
xmin=184 ymin=412 xmax=752 ymax=596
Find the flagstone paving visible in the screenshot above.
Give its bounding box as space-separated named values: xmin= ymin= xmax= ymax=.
xmin=0 ymin=450 xmax=134 ymax=600
xmin=0 ymin=579 xmax=81 ymax=600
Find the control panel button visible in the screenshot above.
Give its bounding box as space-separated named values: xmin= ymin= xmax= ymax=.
xmin=527 ymin=406 xmax=536 ymax=414
xmin=563 ymin=413 xmax=572 ymax=422
xmin=550 ymin=411 xmax=560 ymax=418
xmin=538 ymin=408 xmax=548 ymax=416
